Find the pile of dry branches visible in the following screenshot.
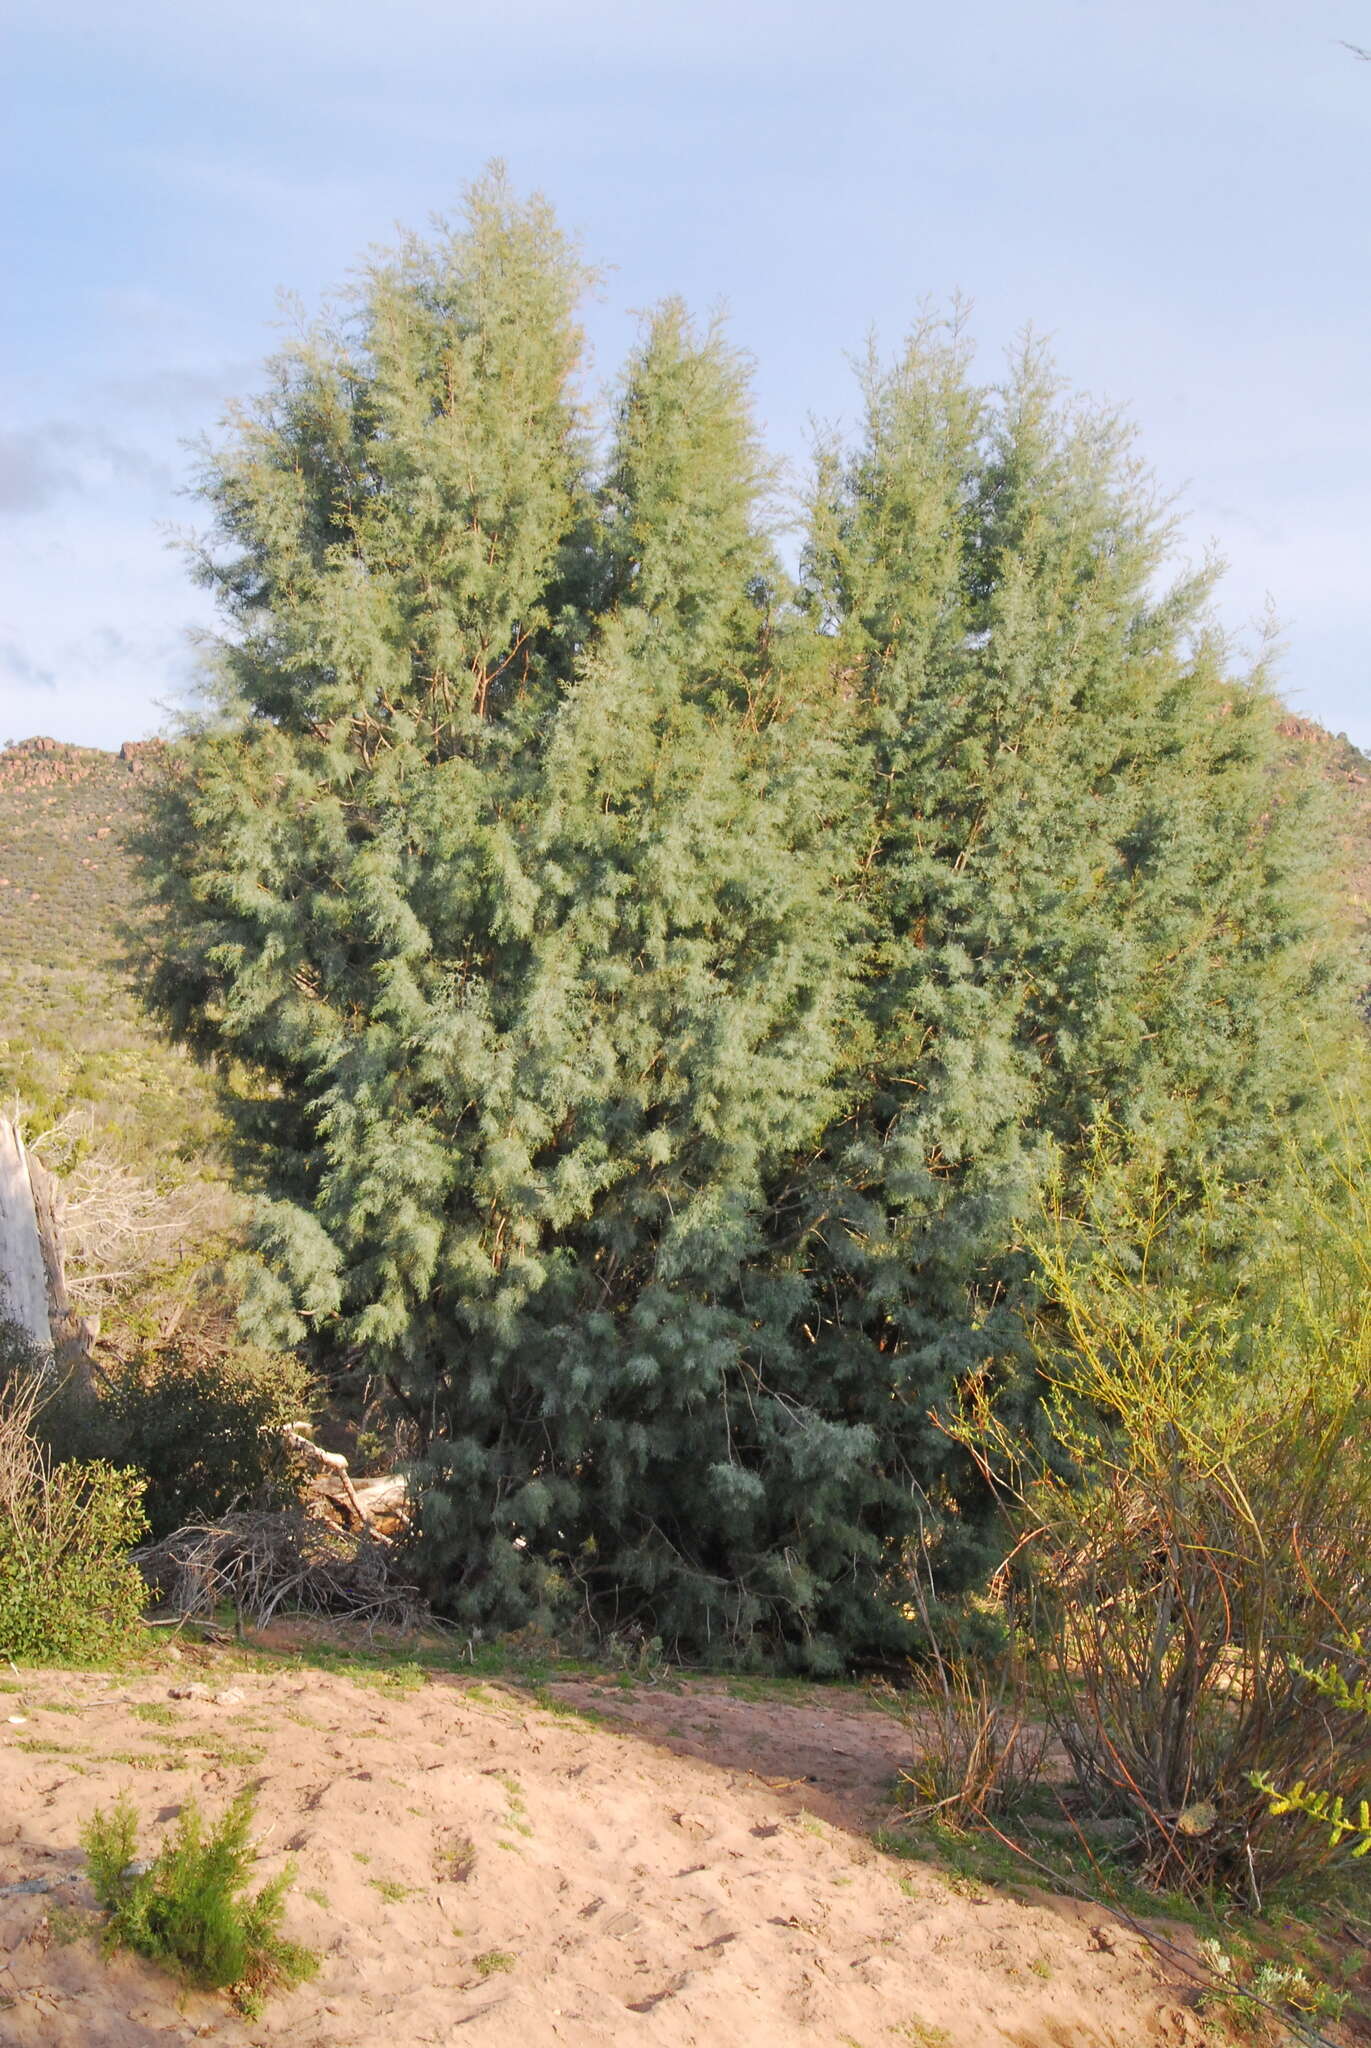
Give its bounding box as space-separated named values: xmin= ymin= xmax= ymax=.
xmin=135 ymin=1509 xmax=428 ymax=1634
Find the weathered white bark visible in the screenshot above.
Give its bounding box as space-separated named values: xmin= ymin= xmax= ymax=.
xmin=283 ymin=1424 xmax=397 ymax=1540
xmin=0 ymin=1117 xmax=53 ymax=1356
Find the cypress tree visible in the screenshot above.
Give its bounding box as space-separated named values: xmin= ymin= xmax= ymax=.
xmin=143 ymin=171 xmax=597 ymax=1409
xmin=404 ymin=304 xmax=856 ymax=1646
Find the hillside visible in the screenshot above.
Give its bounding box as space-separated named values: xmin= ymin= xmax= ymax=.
xmin=1276 ymin=713 xmax=1371 ymax=927
xmin=0 ymin=735 xmax=218 ymax=1167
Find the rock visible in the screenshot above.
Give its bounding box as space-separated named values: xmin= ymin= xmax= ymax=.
xmin=671 ymin=1811 xmax=713 ymax=1839
xmin=169 ymin=1684 xmax=213 ymax=1702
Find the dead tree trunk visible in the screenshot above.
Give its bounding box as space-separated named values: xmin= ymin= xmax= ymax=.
xmin=0 ymin=1116 xmax=91 ymax=1383
xmin=0 ymin=1116 xmax=53 ymax=1359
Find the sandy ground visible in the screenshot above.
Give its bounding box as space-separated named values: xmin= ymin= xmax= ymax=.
xmin=0 ymin=1653 xmax=1214 ymax=2048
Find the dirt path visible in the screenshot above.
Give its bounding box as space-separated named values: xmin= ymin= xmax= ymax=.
xmin=546 ymin=1675 xmax=916 ymax=1830
xmin=0 ymin=1659 xmax=1211 ymax=2047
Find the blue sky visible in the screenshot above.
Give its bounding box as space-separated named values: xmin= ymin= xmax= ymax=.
xmin=2 ymin=0 xmax=1368 ymax=749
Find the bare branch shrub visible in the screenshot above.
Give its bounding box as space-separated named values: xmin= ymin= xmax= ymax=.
xmin=29 ymin=1107 xmax=232 ymax=1310
xmin=962 ymin=1129 xmax=1371 ymax=1902
xmin=0 ymin=1334 xmax=44 ymax=1513
xmin=897 ymin=1531 xmax=1047 ymax=1826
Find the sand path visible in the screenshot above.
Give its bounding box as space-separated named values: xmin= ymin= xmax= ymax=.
xmin=0 ymin=1658 xmax=1210 ymax=2047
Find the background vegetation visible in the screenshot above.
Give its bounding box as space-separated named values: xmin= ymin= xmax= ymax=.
xmin=0 ymin=739 xmax=220 ymax=1168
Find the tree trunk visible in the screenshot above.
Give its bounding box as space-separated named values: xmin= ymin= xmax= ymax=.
xmin=0 ymin=1116 xmax=92 ymax=1387
xmin=0 ymin=1117 xmax=53 ymax=1359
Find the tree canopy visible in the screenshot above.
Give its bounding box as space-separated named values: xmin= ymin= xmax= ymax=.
xmin=142 ymin=171 xmax=1366 ymax=1668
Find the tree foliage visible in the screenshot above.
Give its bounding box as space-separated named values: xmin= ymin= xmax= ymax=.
xmin=776 ymin=314 xmax=1361 ymax=1627
xmin=140 ymin=173 xmax=1365 ymax=1667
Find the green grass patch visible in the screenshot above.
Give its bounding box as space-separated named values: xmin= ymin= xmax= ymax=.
xmin=871 ymin=1807 xmax=1367 ymax=2035
xmin=367 ymin=1877 xmax=420 ymax=1903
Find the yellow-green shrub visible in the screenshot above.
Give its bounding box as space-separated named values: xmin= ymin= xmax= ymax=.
xmin=962 ymin=1125 xmax=1371 ymax=1901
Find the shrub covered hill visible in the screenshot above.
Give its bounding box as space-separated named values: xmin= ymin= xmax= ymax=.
xmin=1276 ymin=712 xmax=1371 ymax=922
xmin=0 ymin=733 xmax=219 ymax=1169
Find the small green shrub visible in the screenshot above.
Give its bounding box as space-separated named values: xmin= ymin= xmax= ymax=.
xmin=0 ymin=1364 xmax=147 ymax=1661
xmin=1196 ymin=1940 xmax=1349 ymax=2033
xmin=82 ymin=1788 xmax=318 ymax=2008
xmin=6 ymin=1314 xmax=314 ymax=1545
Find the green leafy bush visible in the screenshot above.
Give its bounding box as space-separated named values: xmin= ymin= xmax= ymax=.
xmin=0 ymin=1356 xmax=147 ymax=1661
xmin=6 ymin=1307 xmax=313 ymax=1546
xmin=96 ymin=1342 xmax=312 ymax=1541
xmin=82 ymin=1787 xmax=318 ymax=2009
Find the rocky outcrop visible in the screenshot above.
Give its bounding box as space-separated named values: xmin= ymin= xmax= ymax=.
xmin=118 ymin=738 xmax=166 ymax=775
